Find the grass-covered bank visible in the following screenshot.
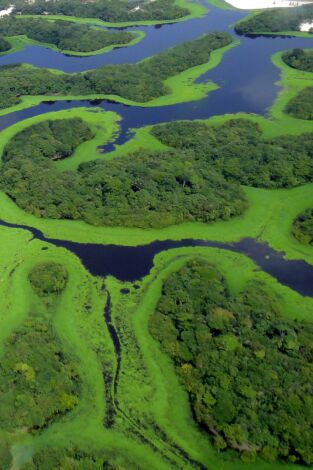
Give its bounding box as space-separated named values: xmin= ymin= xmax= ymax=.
xmin=0 ymin=225 xmax=177 ymax=469
xmin=108 ymin=246 xmax=313 ymax=470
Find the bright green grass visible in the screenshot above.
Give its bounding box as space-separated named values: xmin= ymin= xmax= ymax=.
xmin=19 ymin=0 xmax=207 ymax=28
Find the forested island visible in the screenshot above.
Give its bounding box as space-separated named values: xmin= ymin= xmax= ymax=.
xmin=150 ymin=258 xmax=313 ymax=465
xmin=2 ymin=117 xmax=313 ymax=227
xmin=235 ymin=4 xmax=313 ymax=35
xmin=0 ymin=32 xmax=232 ymax=108
xmin=0 ymin=0 xmax=190 ymax=23
xmin=0 ymin=17 xmax=137 ymax=54
xmin=293 ymin=209 xmax=313 ymax=245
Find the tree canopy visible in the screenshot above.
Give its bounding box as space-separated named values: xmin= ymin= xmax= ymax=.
xmin=150 ymin=258 xmax=313 ymax=465
xmin=11 ymin=0 xmax=190 ymax=23
xmin=0 ymin=17 xmax=135 ymax=53
xmin=235 ymin=4 xmax=313 ymax=35
xmin=152 ymin=119 xmax=313 ymax=188
xmin=293 ymin=208 xmax=313 ymax=245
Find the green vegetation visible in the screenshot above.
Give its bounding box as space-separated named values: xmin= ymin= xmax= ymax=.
xmin=0 ymin=32 xmax=233 ymax=109
xmin=287 ymin=86 xmax=313 ymax=120
xmin=20 ymin=448 xmax=116 ymax=469
xmin=13 ymin=0 xmax=191 ymax=23
xmin=282 ymin=48 xmax=313 ymax=73
xmin=0 ymin=35 xmax=10 ymax=52
xmin=150 ymin=258 xmax=313 ymax=465
xmin=4 ymin=115 xmax=313 ymax=229
xmin=0 ymin=117 xmax=247 ymax=227
xmin=0 ymin=220 xmax=312 ymax=469
xmin=152 ymin=119 xmax=313 ymax=188
xmin=0 ymin=17 xmax=139 ymax=56
xmin=0 ymin=108 xmax=313 ymax=268
xmin=293 ymin=208 xmax=313 ymax=245
xmin=0 ymin=261 xmax=80 ymax=433
xmin=235 ymin=4 xmax=313 ymax=35
xmin=29 ymin=262 xmax=68 ymax=296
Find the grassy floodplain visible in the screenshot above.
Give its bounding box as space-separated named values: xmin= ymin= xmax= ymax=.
xmin=1 ymin=220 xmax=312 ymax=468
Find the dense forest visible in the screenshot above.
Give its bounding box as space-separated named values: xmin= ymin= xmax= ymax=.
xmin=0 ymin=17 xmax=135 ymax=53
xmin=286 ymin=87 xmax=313 ymax=120
xmin=235 ymin=4 xmax=313 ymax=34
xmin=3 ymin=117 xmax=313 ymax=227
xmin=150 ymin=258 xmax=313 ymax=465
xmin=293 ymin=209 xmax=313 ymax=245
xmin=0 ymin=35 xmax=10 ymax=52
xmin=0 ymin=118 xmax=247 ymax=227
xmin=10 ymin=0 xmax=190 ymax=23
xmin=152 ymin=119 xmax=313 ymax=188
xmin=20 ymin=448 xmax=117 ymax=470
xmin=283 ymin=48 xmax=313 ymax=72
xmin=0 ymin=32 xmax=232 ymax=108
xmin=0 ymin=262 xmax=79 ymax=434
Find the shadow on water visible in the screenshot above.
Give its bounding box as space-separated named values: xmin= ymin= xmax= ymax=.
xmin=1 ymin=219 xmax=313 ymax=296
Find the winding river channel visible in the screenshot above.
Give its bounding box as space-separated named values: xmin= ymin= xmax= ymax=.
xmin=1 ymin=2 xmax=313 ymax=295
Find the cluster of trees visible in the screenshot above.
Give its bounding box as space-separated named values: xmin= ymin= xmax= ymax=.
xmin=286 ymin=87 xmax=313 ymax=120
xmin=283 ymin=48 xmax=313 ymax=73
xmin=20 ymin=448 xmax=116 ymax=470
xmin=29 ymin=262 xmax=68 ymax=296
xmin=0 ymin=32 xmax=232 ymax=108
xmin=0 ymin=17 xmax=135 ymax=53
xmin=0 ymin=118 xmax=247 ymax=227
xmin=0 ymin=36 xmax=10 ymax=52
xmin=293 ymin=208 xmax=313 ymax=244
xmin=0 ymin=262 xmax=79 ymax=432
xmin=11 ymin=0 xmax=189 ymax=23
xmin=152 ymin=119 xmax=313 ymax=188
xmin=150 ymin=258 xmax=313 ymax=465
xmin=235 ymin=4 xmax=313 ymax=34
